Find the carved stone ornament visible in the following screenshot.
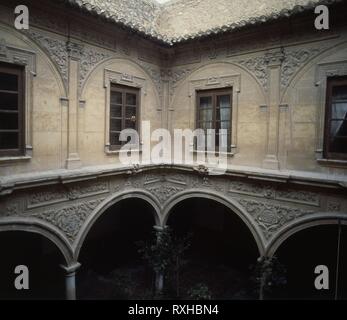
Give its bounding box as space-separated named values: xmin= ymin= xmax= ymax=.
xmin=29 ymin=198 xmax=104 ymax=242
xmin=238 ymin=198 xmax=314 ymax=240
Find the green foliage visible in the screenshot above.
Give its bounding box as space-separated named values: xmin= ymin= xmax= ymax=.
xmin=187 ymin=283 xmax=212 ymax=300
xmin=137 ymin=226 xmax=192 ymax=297
xmin=250 ymin=256 xmax=287 ymax=299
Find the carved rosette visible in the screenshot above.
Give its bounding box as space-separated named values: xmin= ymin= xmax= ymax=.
xmin=237 ymin=198 xmax=314 ymax=240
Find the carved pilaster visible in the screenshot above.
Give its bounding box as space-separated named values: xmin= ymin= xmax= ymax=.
xmin=263 ymin=48 xmax=285 ymax=170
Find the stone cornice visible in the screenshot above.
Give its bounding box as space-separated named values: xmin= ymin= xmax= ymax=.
xmin=1 ymin=164 xmax=346 ymax=196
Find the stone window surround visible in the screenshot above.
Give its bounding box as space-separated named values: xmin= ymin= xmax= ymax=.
xmin=103 ymin=68 xmax=147 ymax=155
xmin=188 ymin=74 xmax=241 ymax=156
xmin=0 ymin=39 xmax=36 ymax=163
xmin=315 ymin=59 xmax=347 ymax=167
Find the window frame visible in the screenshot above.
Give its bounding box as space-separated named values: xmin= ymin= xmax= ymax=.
xmin=324 ymin=76 xmax=347 ymax=161
xmin=196 ymin=87 xmax=233 ymax=152
xmin=0 ymin=62 xmax=25 ymax=157
xmin=109 ymin=83 xmax=140 ymax=151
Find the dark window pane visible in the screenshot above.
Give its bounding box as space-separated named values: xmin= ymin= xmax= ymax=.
xmin=216 ymin=108 xmax=230 ymax=122
xmin=199 ymin=108 xmax=213 ymax=122
xmin=220 ymin=121 xmax=230 ymax=130
xmin=332 ymin=85 xmax=347 ymax=100
xmin=0 ymin=112 xmax=18 ymax=130
xmin=217 ymin=95 xmax=230 ymax=108
xmin=126 ymin=93 xmax=136 ymax=106
xmin=110 ymin=105 xmax=122 ymax=118
xmin=199 ymin=96 xmax=212 ymax=109
xmin=0 ymin=92 xmax=18 ymax=111
xmin=110 ymin=132 xmax=120 ymax=146
xmin=125 ymin=106 xmax=137 ymax=118
xmin=125 ymin=120 xmax=136 ymax=129
xmin=330 ymin=120 xmax=347 ymax=138
xmin=198 ymin=121 xmax=213 ymax=130
xmin=110 ymin=119 xmax=122 ymax=131
xmin=0 ymin=132 xmax=18 ymax=149
xmin=0 ymin=72 xmax=18 ymax=91
xmin=329 ymin=137 xmax=347 ymax=153
xmin=111 ymin=91 xmax=122 ymax=105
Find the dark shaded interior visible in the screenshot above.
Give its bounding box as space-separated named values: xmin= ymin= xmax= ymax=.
xmin=167 ymin=197 xmax=260 ymax=299
xmin=0 ymin=232 xmax=65 ymax=300
xmin=77 ymin=198 xmax=156 ymax=299
xmin=274 ymin=224 xmax=347 ymax=300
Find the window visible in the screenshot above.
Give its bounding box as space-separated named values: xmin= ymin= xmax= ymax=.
xmin=324 ymin=77 xmax=347 ymax=160
xmin=196 ymin=88 xmax=232 ymax=152
xmin=0 ymin=62 xmax=25 ymax=156
xmin=109 ymin=84 xmax=139 ymax=150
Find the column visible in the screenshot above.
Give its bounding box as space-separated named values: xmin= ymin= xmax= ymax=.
xmin=60 ymin=262 xmax=81 ymax=300
xmin=263 ymin=48 xmax=285 ymax=170
xmin=153 ymin=225 xmax=166 ymax=294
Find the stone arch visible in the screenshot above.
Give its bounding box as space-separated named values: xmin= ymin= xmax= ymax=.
xmin=280 ymin=39 xmax=347 ymax=103
xmin=0 ymin=217 xmax=74 ymax=266
xmin=80 ymin=57 xmax=161 ymax=107
xmin=162 ymin=190 xmax=266 ymax=256
xmin=171 ymin=60 xmax=268 ymax=105
xmin=266 ymin=212 xmax=347 ymax=257
xmin=74 ymin=189 xmax=162 ymax=260
xmin=0 ymin=22 xmax=68 ymax=98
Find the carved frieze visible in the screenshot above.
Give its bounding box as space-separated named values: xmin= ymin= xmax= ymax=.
xmin=27 ymin=189 xmax=68 ymax=209
xmin=67 ymin=181 xmax=109 ymax=200
xmin=276 ymin=189 xmax=320 ymax=206
xmin=229 ymin=181 xmax=320 ymax=206
xmin=26 ymin=182 xmax=109 ymax=209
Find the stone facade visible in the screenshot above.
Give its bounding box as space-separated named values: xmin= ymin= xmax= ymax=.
xmin=0 ymin=0 xmax=347 ymax=272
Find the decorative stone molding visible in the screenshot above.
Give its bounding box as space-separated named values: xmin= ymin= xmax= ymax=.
xmin=67 ymin=41 xmax=84 ymax=60
xmin=26 ymin=181 xmax=109 ymax=210
xmin=276 ymin=189 xmax=320 ymax=206
xmin=103 ymin=68 xmax=147 ymax=153
xmin=169 ymin=67 xmax=194 ymax=97
xmin=27 ymin=189 xmax=68 ymax=209
xmin=27 ymin=30 xmax=68 ymax=86
xmin=28 ymin=198 xmax=105 ymax=243
xmin=327 ymin=201 xmax=341 ymax=212
xmin=147 ymin=185 xmax=185 ymax=203
xmin=229 ymin=181 xmax=320 ymax=206
xmin=238 ymin=55 xmax=268 ymax=90
xmin=137 ymin=61 xmax=162 ymax=98
xmin=79 ymin=47 xmax=111 ymax=89
xmin=127 ymin=164 xmax=142 ymax=175
xmin=314 ymin=59 xmax=347 ymax=160
xmin=265 ymin=48 xmax=285 ymax=67
xmin=188 ymin=73 xmax=241 ymax=152
xmin=0 ymin=169 xmax=345 ymax=248
xmin=281 ymin=47 xmax=321 ymax=89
